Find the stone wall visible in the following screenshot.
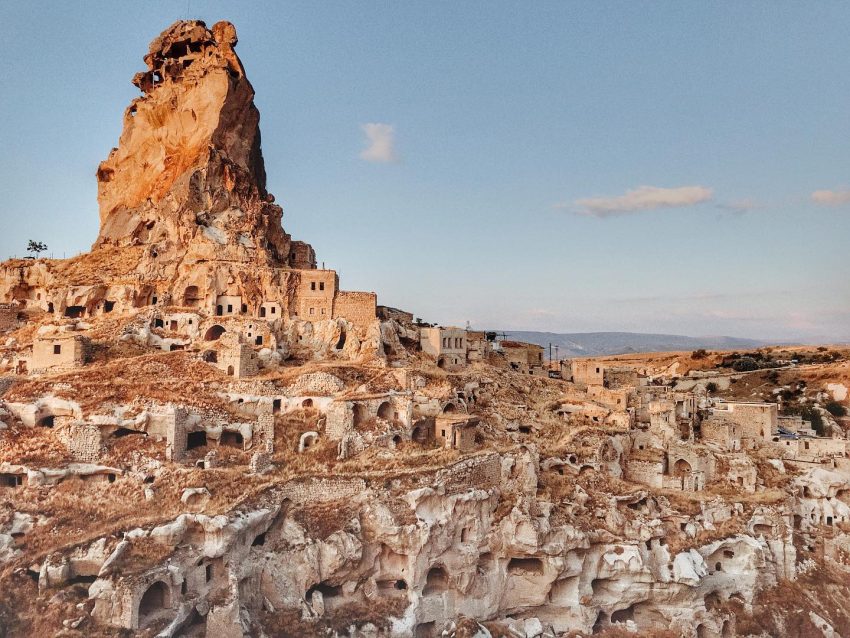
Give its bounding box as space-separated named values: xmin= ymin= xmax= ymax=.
xmin=257 ymin=414 xmax=275 ymax=453
xmin=333 ymin=290 xmax=377 ymax=328
xmin=31 ymin=334 xmax=86 ymax=374
xmin=57 ymin=422 xmax=103 ymax=462
xmin=0 ymin=303 xmax=18 ymax=331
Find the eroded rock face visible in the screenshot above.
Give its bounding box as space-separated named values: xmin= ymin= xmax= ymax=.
xmin=95 ymin=20 xmax=289 ymax=267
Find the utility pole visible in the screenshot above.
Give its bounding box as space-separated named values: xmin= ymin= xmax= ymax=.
xmin=548 ymin=342 xmax=552 ymax=365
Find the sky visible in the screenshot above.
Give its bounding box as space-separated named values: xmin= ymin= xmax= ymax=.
xmin=0 ymin=2 xmax=848 ymax=342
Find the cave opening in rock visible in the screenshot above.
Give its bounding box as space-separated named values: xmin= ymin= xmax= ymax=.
xmin=423 ymin=566 xmax=449 ymax=596
xmin=186 ymin=431 xmax=207 ymax=450
xmin=138 ymin=581 xmax=170 ymax=626
xmin=219 ymin=431 xmax=243 ymax=448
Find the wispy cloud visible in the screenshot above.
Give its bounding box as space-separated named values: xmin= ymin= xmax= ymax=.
xmin=359 ymin=123 xmax=398 ymax=163
xmin=811 ymin=188 xmax=850 ymax=206
xmin=716 ymin=197 xmax=762 ymax=214
xmin=563 ymin=185 xmax=713 ymax=218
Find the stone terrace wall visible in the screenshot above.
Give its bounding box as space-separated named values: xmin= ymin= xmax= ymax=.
xmin=333 ymin=291 xmax=377 ymax=328
xmin=0 ymin=304 xmax=17 ymax=331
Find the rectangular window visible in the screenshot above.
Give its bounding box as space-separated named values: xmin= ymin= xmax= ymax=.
xmin=53 ymin=344 xmax=61 ymax=355
xmin=271 ymin=307 xmax=276 ymax=314
xmin=319 ymin=282 xmax=325 ymax=291
xmin=227 ymin=304 xmax=233 ymax=313
xmin=310 ymin=282 xmax=316 ymax=291
xmin=309 ymin=307 xmax=315 ymax=315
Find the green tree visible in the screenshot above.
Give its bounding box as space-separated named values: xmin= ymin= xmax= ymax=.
xmin=26 ymin=240 xmax=47 ymax=259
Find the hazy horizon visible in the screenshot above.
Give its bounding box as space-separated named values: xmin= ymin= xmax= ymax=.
xmin=1 ymin=2 xmax=848 ymax=342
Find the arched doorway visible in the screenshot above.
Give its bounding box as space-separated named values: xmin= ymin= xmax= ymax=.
xmin=377 ymin=401 xmax=393 ymax=421
xmin=183 ymin=286 xmax=201 ymax=307
xmin=673 ymin=459 xmax=692 ymax=477
xmin=204 ymin=325 xmax=226 ymax=341
xmin=353 ymin=403 xmax=367 ymax=427
xmin=138 ymin=581 xmax=170 ymax=626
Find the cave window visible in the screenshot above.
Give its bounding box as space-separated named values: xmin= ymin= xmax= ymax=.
xmin=205 ymin=564 xmax=213 ymax=582
xmin=220 ymin=431 xmax=243 ymax=448
xmin=260 ymin=307 xmax=266 ymax=317
xmin=64 ymin=305 xmax=85 ymax=318
xmin=319 ymin=282 xmax=325 ymax=291
xmin=53 ymin=344 xmax=61 ymax=355
xmin=252 ymin=532 xmax=266 ymax=546
xmin=241 ymin=304 xmax=247 ymax=314
xmin=216 ymin=305 xmax=223 ymax=316
xmin=271 ymin=307 xmax=276 ymax=314
xmin=302 ymin=398 xmax=313 ymax=408
xmin=38 ymin=415 xmax=55 ymax=428
xmin=255 ymin=336 xmax=263 ymax=346
xmin=154 ymin=318 xmax=164 ymax=328
xmin=104 ymin=300 xmax=115 ymax=313
xmin=227 ymin=365 xmax=235 ymax=376
xmin=226 ymin=304 xmax=233 ymax=314
xmin=186 ymin=431 xmax=207 ymax=450
xmin=310 ymin=282 xmax=316 ymax=291
xmin=170 ymin=320 xmax=178 ymax=331
xmin=151 ymin=296 xmax=158 ymax=305
xmin=273 ymin=399 xmax=281 ymax=414
xmin=47 ymin=302 xmax=54 ymax=313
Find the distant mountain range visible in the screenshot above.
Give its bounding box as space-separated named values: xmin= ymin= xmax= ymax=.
xmin=496 ymin=331 xmax=768 ymax=358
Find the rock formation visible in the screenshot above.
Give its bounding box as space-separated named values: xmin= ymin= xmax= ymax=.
xmin=0 ymin=18 xmax=849 ymax=638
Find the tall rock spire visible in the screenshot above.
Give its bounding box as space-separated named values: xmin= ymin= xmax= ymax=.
xmin=94 ymin=20 xmax=291 ymax=266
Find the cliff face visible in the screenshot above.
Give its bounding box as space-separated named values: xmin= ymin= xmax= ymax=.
xmin=94 ymin=20 xmax=290 ymax=266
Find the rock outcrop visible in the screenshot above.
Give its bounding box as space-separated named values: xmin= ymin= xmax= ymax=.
xmin=95 ymin=20 xmax=291 ymax=268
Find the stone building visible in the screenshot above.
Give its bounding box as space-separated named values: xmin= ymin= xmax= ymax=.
xmin=420 ymin=327 xmax=467 ymax=370
xmin=570 ymin=359 xmax=605 ymax=386
xmin=710 ymin=401 xmax=778 ymax=443
xmin=500 ymin=341 xmax=545 ymax=375
xmin=701 ymin=418 xmax=743 ymax=452
xmin=31 ymin=333 xmax=88 ymax=374
xmin=217 ymin=335 xmax=259 ymax=378
xmin=435 ymin=415 xmax=479 ymax=452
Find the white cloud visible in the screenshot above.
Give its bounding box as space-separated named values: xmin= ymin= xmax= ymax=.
xmin=359 ymin=123 xmax=398 ymax=163
xmin=811 ymin=188 xmax=850 ymax=206
xmin=568 ymin=185 xmax=713 ymax=218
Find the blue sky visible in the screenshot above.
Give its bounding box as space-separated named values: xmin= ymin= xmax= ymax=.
xmin=1 ymin=1 xmax=848 ymax=341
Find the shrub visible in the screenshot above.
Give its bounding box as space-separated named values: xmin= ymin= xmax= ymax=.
xmin=732 ymin=357 xmax=760 ymax=372
xmin=825 ymin=401 xmax=847 ymax=418
xmin=691 ymin=349 xmax=708 ymax=360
